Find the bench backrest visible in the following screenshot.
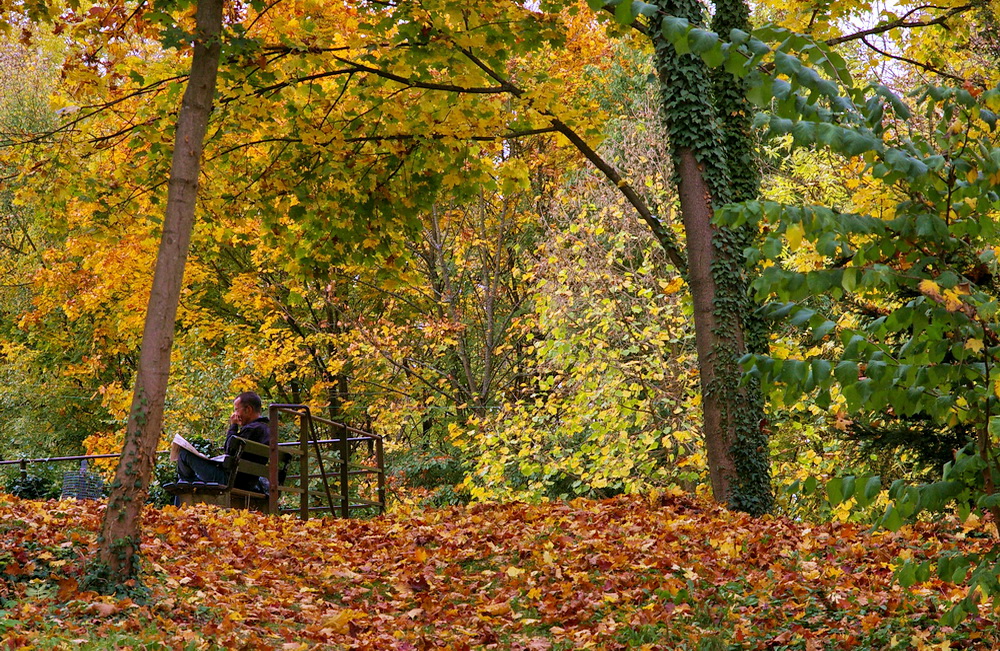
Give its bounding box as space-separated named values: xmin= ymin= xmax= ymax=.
xmin=232 ymin=437 xmax=300 ymax=487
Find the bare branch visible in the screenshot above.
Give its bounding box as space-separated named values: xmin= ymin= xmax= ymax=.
xmin=548 ymin=118 xmax=687 ymax=271
xmin=826 ymin=2 xmax=986 ymax=46
xmin=332 ymin=55 xmax=510 ymax=94
xmin=860 ymin=36 xmax=968 ymax=84
xmin=452 ymin=44 xmax=687 ymax=271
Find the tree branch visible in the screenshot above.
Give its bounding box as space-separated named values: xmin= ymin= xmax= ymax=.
xmin=332 ymin=55 xmax=510 ymax=94
xmin=826 ymin=2 xmax=985 ymax=46
xmin=859 ymin=36 xmax=968 ymax=84
xmin=452 ymin=44 xmax=687 ymax=272
xmin=548 ymin=118 xmax=687 ymax=271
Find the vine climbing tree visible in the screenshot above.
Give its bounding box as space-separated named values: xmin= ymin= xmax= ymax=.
xmin=587 ymin=0 xmax=774 ymax=513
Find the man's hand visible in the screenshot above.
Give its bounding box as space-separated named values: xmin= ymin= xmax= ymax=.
xmin=230 ymin=411 xmax=240 ymax=426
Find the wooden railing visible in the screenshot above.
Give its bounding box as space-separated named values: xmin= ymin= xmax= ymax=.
xmin=267 ymin=404 xmax=386 ymax=519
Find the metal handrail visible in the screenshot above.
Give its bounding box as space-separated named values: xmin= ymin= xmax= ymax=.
xmin=0 ymin=452 xmax=167 ymax=466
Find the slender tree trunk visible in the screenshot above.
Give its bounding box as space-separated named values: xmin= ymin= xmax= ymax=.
xmin=652 ymin=0 xmax=772 ymax=514
xmin=91 ymin=0 xmax=224 ymax=587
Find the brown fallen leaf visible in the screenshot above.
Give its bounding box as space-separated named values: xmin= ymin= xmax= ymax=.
xmin=479 ymin=602 xmax=512 ymax=616
xmin=85 ymin=602 xmax=116 ymax=617
xmin=56 ymin=577 xmax=79 ymax=601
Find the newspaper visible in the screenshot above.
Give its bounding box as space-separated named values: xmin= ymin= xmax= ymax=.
xmin=169 ymin=434 xmax=227 ymax=463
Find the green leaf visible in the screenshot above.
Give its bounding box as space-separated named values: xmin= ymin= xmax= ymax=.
xmin=834 ymin=360 xmax=858 ymax=386
xmin=915 ymin=561 xmax=931 ymax=583
xmin=827 ymin=476 xmax=844 ymax=506
xmin=728 ymin=28 xmax=750 ymax=45
xmin=724 ymin=51 xmax=747 ymax=76
xmin=937 ymin=555 xmax=955 ymax=581
xmin=746 ymin=76 xmax=773 ymax=107
xmin=635 ymin=1 xmax=658 ymax=18
xmin=897 ymin=560 xmax=917 ymax=588
xmin=789 ymin=307 xmax=815 ymax=327
xmin=811 ymin=359 xmax=832 ymax=383
xmin=783 ymin=359 xmax=807 ymax=385
xmin=940 ymin=602 xmax=966 ymax=628
xmin=881 ymin=505 xmax=903 ymax=531
xmin=702 ymin=42 xmax=725 ymax=68
xmin=841 ymin=476 xmax=856 ymax=502
xmin=853 ymin=475 xmax=878 ymax=508
xmin=615 ymin=0 xmax=635 ymax=25
xmin=951 ymin=560 xmax=970 ymax=583
xmin=917 ymin=480 xmax=964 ymax=512
xmin=842 ymin=267 xmax=857 ymax=292
xmin=661 ymin=16 xmax=690 ymax=45
xmin=978 ymin=492 xmax=1000 ymax=508
xmin=812 ymin=320 xmax=836 ymax=340
xmin=688 ymin=28 xmax=719 ymax=55
xmin=863 ymin=476 xmax=881 ymax=501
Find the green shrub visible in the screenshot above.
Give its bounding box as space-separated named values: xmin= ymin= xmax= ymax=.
xmin=6 ymin=475 xmax=60 ymax=500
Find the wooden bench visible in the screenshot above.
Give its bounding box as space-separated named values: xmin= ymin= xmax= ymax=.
xmin=171 ymin=436 xmax=302 ymax=513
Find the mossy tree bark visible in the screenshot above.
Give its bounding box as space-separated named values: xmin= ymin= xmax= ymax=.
xmin=92 ymin=0 xmax=224 ymax=586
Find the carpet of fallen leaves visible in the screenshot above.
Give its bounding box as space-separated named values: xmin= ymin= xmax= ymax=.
xmin=0 ymin=491 xmax=997 ymax=650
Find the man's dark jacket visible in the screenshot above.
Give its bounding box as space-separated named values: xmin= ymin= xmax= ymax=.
xmin=225 ymin=416 xmax=270 ymax=491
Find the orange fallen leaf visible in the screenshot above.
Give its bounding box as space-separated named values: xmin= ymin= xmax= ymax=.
xmin=479 ymin=602 xmax=512 ymax=616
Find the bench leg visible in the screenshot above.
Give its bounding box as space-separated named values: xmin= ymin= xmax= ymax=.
xmin=176 ymin=492 xmax=231 ymax=508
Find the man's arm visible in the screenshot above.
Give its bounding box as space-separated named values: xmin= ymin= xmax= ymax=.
xmin=223 ymin=416 xmax=241 ymax=454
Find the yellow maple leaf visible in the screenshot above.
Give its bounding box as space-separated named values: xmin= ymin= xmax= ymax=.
xmin=965 ymin=338 xmax=984 ymax=354
xmin=918 ymin=278 xmax=942 ymax=301
xmin=662 ymin=276 xmax=685 ymax=295
xmin=943 ymin=288 xmax=966 ymax=311
xmin=785 ymin=223 xmax=804 ymax=251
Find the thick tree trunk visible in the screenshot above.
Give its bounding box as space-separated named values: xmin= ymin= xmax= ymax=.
xmin=653 ymin=0 xmax=772 ymax=514
xmin=674 ymin=148 xmax=738 ymax=496
xmin=91 ymin=0 xmax=224 ymax=587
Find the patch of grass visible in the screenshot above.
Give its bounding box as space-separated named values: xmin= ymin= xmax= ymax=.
xmin=34 ymin=628 xmax=222 ymax=651
xmin=615 ymin=624 xmax=733 ymax=650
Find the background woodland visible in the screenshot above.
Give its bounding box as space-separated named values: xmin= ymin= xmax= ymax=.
xmin=1 ymin=0 xmax=1000 ymax=595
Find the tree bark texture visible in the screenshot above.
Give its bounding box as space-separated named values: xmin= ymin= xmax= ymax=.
xmin=94 ymin=0 xmax=224 ymax=585
xmin=652 ymin=0 xmax=773 ymax=514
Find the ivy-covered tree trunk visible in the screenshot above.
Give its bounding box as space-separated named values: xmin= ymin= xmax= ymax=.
xmin=652 ymin=0 xmax=772 ymax=514
xmin=91 ymin=0 xmax=224 ymax=586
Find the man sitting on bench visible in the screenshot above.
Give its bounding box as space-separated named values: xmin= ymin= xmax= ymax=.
xmin=174 ymin=391 xmax=270 ymax=492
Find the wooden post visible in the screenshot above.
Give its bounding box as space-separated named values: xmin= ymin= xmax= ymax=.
xmin=376 ymin=436 xmax=385 ymax=514
xmin=299 ymin=408 xmax=309 ymax=520
xmin=267 ymin=405 xmax=279 ymax=514
xmin=340 ymin=425 xmax=349 ymax=518
xmin=19 ymin=460 xmax=26 ymax=482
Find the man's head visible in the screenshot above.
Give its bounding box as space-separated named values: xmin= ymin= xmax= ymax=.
xmin=233 ymin=391 xmax=263 ymax=426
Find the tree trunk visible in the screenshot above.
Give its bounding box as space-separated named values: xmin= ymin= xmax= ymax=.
xmin=653 ymin=0 xmax=772 ymax=514
xmin=91 ymin=0 xmax=224 ymax=587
